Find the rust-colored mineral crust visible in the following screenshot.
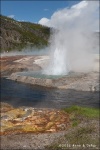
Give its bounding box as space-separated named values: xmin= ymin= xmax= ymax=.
xmin=0 ymin=104 xmax=70 ymax=135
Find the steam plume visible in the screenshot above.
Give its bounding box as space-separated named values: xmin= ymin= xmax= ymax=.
xmin=40 ymin=1 xmax=99 ymax=75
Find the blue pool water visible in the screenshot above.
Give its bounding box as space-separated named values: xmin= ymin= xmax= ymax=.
xmin=1 ymin=78 xmax=99 ymax=108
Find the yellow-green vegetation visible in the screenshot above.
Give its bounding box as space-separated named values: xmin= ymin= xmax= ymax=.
xmin=63 ymin=105 xmax=99 ymax=128
xmin=63 ymin=105 xmax=99 ymax=118
xmin=46 ymin=106 xmax=99 ymax=150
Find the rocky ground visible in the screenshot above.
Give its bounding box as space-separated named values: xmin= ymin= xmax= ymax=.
xmin=0 ymin=103 xmax=99 ymax=150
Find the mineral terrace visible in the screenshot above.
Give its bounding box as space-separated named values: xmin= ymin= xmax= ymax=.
xmin=0 ymin=54 xmax=99 ymax=91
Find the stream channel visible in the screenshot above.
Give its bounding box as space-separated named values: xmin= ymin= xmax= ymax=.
xmin=1 ymin=77 xmax=99 ymax=109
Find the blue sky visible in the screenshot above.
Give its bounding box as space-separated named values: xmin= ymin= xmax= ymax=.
xmin=1 ymin=1 xmax=81 ymax=23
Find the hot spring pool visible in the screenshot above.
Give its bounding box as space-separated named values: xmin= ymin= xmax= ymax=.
xmin=16 ymin=70 xmax=82 ymax=79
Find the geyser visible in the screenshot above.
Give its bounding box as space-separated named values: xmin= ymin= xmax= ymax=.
xmin=43 ymin=40 xmax=70 ymax=75
xmin=42 ymin=1 xmax=99 ymax=75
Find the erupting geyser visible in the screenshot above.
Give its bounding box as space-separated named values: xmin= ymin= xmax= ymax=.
xmin=50 ymin=47 xmax=69 ymax=75
xmin=44 ymin=36 xmax=70 ymax=75
xmin=41 ymin=1 xmax=99 ymax=75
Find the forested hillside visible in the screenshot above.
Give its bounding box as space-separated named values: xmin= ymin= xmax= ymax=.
xmin=0 ymin=15 xmax=50 ymax=52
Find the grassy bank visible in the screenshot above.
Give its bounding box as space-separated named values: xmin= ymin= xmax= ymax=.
xmin=46 ymin=106 xmax=99 ymax=150
xmin=63 ymin=105 xmax=99 ymax=118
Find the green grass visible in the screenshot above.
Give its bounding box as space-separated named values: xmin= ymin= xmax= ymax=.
xmin=46 ymin=106 xmax=99 ymax=150
xmin=63 ymin=105 xmax=99 ymax=118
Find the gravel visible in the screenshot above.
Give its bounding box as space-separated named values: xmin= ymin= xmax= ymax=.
xmin=1 ymin=119 xmax=99 ymax=150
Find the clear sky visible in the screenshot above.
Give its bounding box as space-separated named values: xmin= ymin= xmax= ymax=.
xmin=1 ymin=0 xmax=81 ymax=23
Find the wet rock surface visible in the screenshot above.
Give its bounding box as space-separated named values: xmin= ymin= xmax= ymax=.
xmin=8 ymin=71 xmax=99 ymax=91
xmin=0 ymin=55 xmax=42 ymax=77
xmin=0 ymin=103 xmax=70 ymax=135
xmin=0 ymin=102 xmax=14 ymax=113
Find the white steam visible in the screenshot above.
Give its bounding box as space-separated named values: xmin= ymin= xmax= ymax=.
xmin=40 ymin=1 xmax=99 ymax=75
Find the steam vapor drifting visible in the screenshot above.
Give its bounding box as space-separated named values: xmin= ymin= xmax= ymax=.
xmin=39 ymin=1 xmax=99 ymax=75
